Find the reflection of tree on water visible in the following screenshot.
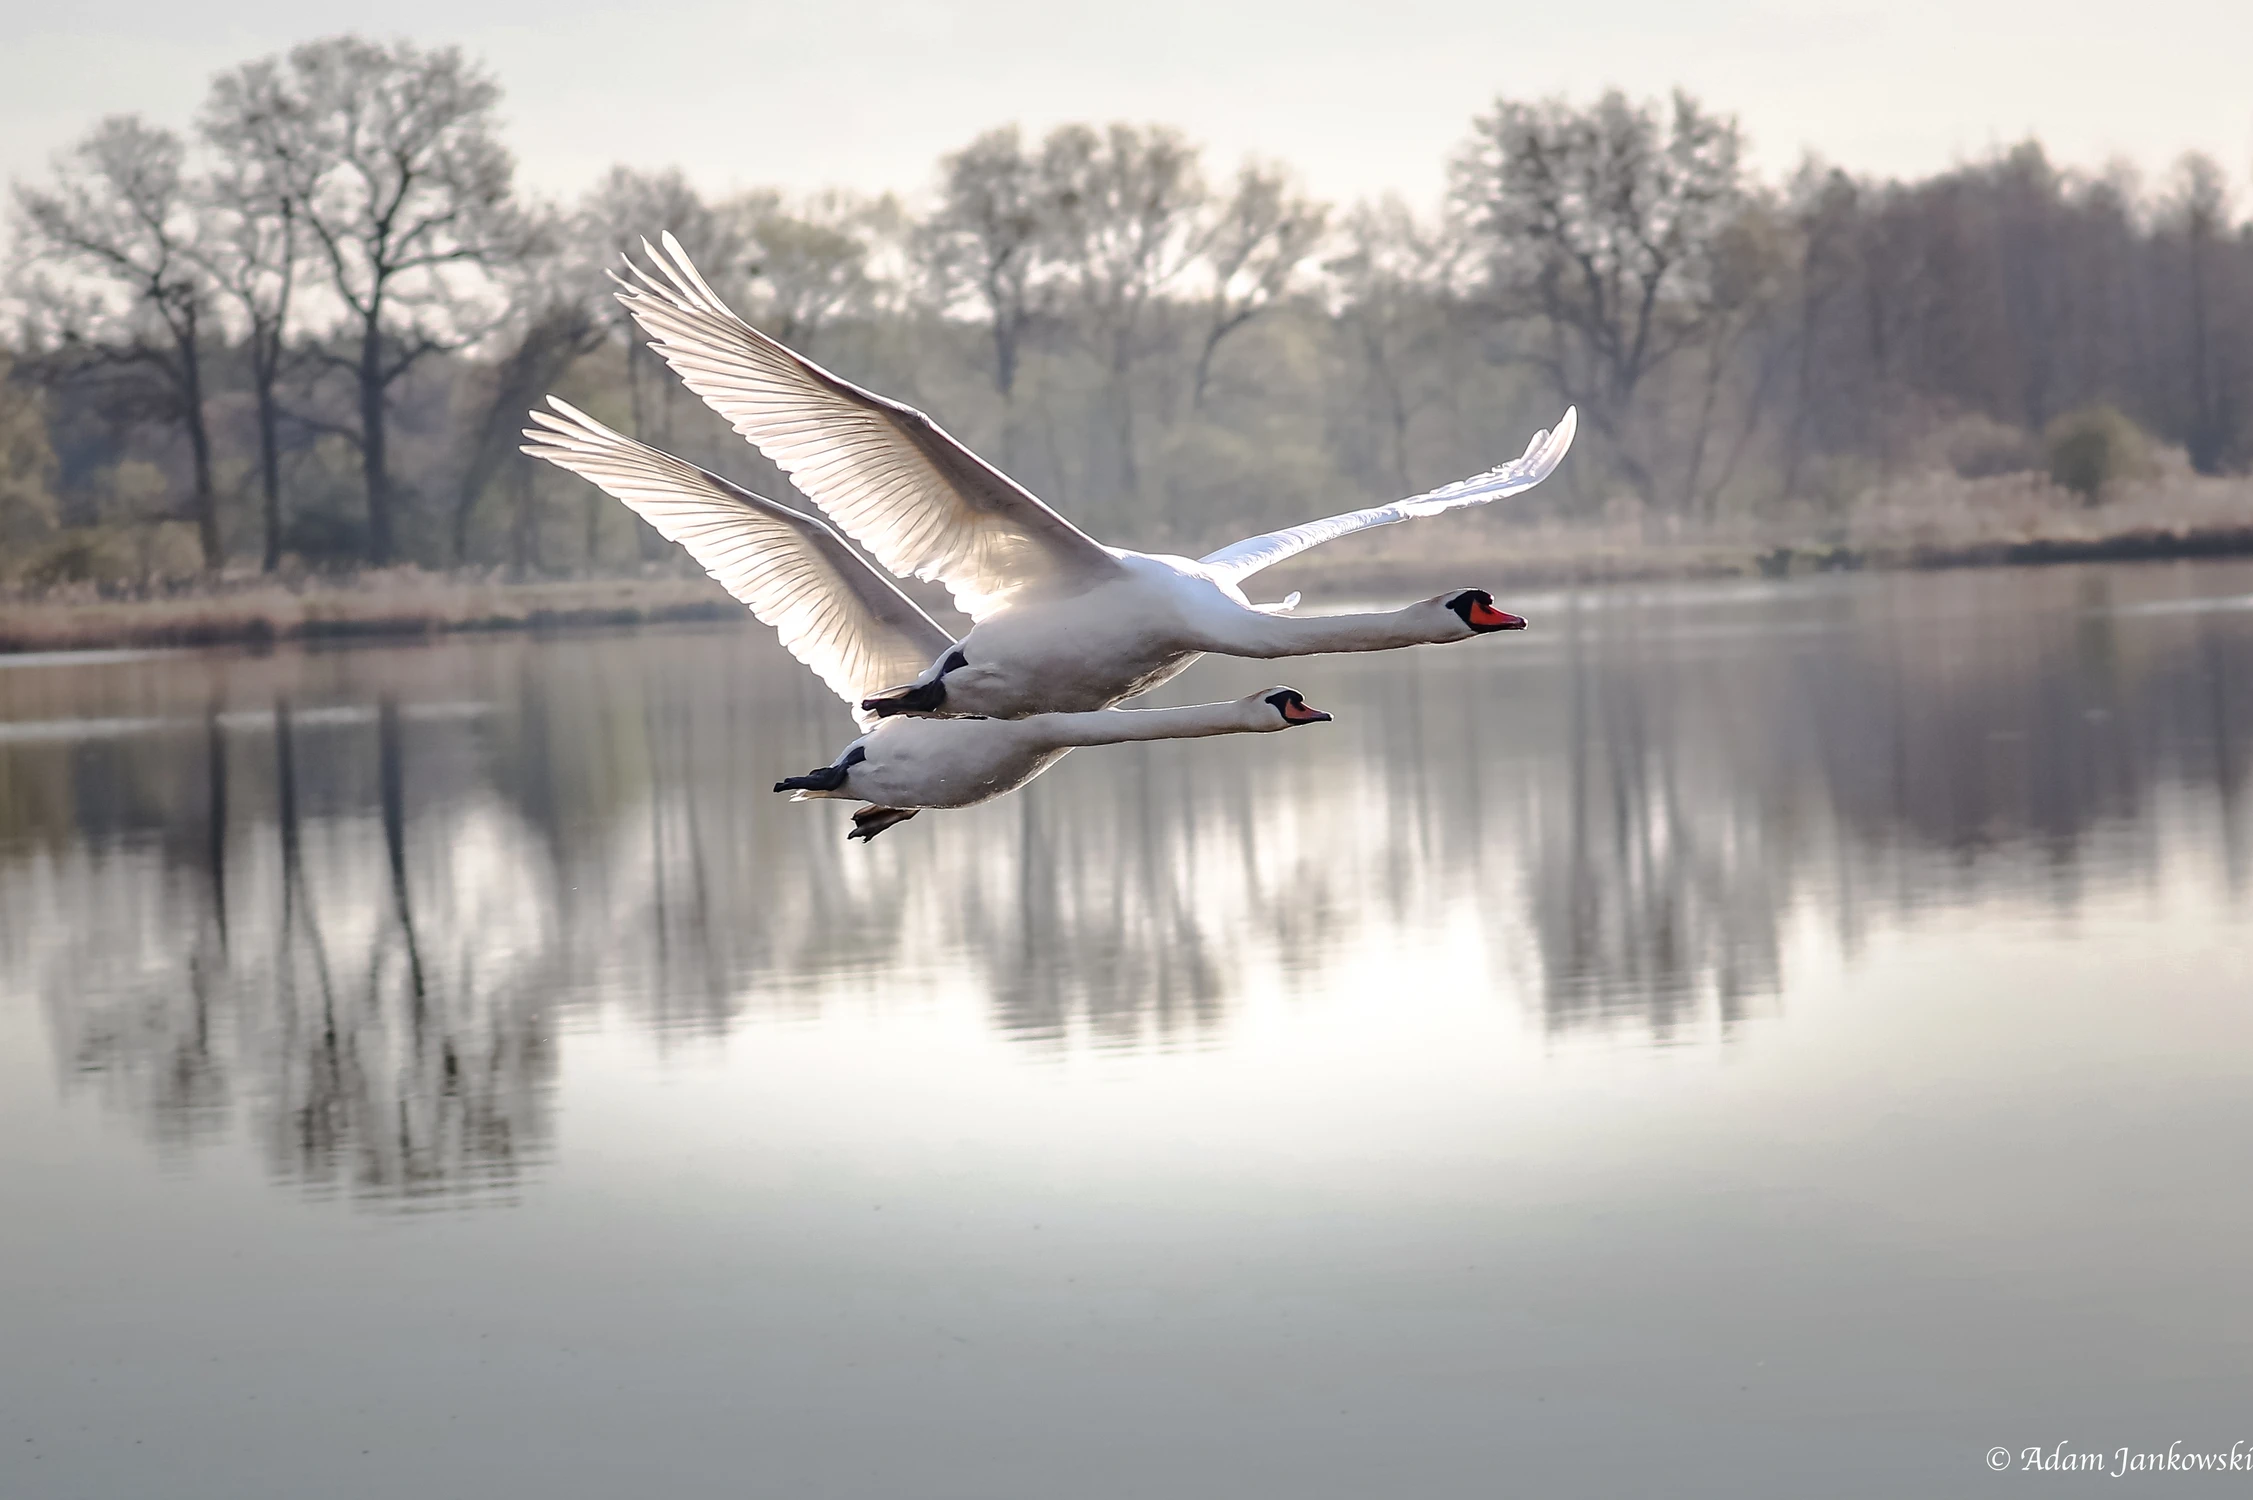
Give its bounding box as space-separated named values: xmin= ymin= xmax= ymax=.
xmin=1527 ymin=615 xmax=1786 ymax=1039
xmin=2200 ymin=631 xmax=2251 ymax=895
xmin=238 ymin=700 xmax=558 ymax=1203
xmin=11 ymin=838 xmax=235 ymax=1153
xmin=1511 ymin=577 xmax=2253 ymax=1035
xmin=1 ymin=573 xmax=2250 ymax=1195
xmin=1 ymin=691 xmax=561 ymax=1205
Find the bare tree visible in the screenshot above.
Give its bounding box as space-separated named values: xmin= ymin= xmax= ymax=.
xmin=733 ymin=188 xmax=887 ymax=351
xmin=1454 ymin=89 xmax=1748 ymax=504
xmin=1191 ymin=162 xmax=1327 ymax=409
xmin=1775 ymin=161 xmax=1864 ymax=500
xmin=16 ymin=60 xmax=2253 ymax=578
xmin=210 ymin=37 xmax=539 ymax=565
xmin=920 ymin=127 xmax=1047 ymax=408
xmin=451 ymin=299 xmax=603 ymax=564
xmin=2163 ymin=154 xmax=2233 ymax=473
xmin=1040 ymin=123 xmax=1208 ymax=494
xmin=11 ymin=116 xmax=225 ymax=566
xmin=1326 ymin=197 xmax=1468 ymax=493
xmin=572 ymin=166 xmax=745 ymax=447
xmin=192 ymin=98 xmax=299 ymax=570
xmin=1775 ymin=147 xmax=2249 ymax=487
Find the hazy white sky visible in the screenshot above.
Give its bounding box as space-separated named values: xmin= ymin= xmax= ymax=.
xmin=6 ymin=0 xmax=2250 ymax=209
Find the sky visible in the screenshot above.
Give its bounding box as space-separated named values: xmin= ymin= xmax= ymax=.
xmin=5 ymin=0 xmax=2251 ymax=211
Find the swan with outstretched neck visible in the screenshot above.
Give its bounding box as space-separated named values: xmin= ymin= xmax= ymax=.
xmin=518 ymin=404 xmax=1330 ymax=840
xmin=529 ymin=234 xmax=1574 ymax=721
xmin=780 ymin=688 xmax=1332 ymax=841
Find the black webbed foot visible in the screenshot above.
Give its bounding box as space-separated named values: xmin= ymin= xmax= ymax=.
xmin=847 ymin=806 xmax=920 ymax=841
xmin=859 ymin=649 xmax=968 ymax=718
xmin=860 ymin=679 xmax=947 ymax=718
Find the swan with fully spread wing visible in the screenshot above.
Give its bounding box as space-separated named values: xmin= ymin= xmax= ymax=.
xmin=550 ymin=234 xmax=1574 ymax=721
xmin=520 ymin=402 xmax=1331 ymax=841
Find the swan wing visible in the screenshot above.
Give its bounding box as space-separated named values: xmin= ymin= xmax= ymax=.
xmin=523 ymin=398 xmax=955 ymax=727
xmin=615 ymin=233 xmax=1122 ymax=621
xmin=1197 ymin=409 xmax=1576 ymax=580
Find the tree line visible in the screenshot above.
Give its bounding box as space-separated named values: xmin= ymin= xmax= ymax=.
xmin=4 ymin=35 xmax=2249 ymax=583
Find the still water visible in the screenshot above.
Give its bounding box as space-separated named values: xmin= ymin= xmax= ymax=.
xmin=1 ymin=561 xmax=2249 ymax=1498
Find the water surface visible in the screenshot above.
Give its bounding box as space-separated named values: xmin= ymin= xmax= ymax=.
xmin=3 ymin=561 xmax=2250 ymax=1497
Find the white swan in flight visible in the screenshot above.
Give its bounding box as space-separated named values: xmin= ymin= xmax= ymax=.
xmin=584 ymin=234 xmax=1574 ymax=720
xmin=778 ymin=687 xmax=1331 ymax=842
xmin=521 ymin=401 xmax=1330 ymax=841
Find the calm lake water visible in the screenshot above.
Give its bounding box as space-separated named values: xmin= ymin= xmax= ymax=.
xmin=2 ymin=560 xmax=2250 ymax=1498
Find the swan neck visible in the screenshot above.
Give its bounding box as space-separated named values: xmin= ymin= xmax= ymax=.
xmin=1224 ymin=602 xmax=1439 ymax=656
xmin=1044 ymin=702 xmax=1254 ymax=746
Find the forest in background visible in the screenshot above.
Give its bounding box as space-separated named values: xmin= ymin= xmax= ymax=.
xmin=4 ymin=34 xmax=2251 ymax=594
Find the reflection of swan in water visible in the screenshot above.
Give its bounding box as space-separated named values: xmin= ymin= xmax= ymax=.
xmin=533 ymin=233 xmax=1570 ymax=723
xmin=523 ymin=401 xmax=1332 ymax=840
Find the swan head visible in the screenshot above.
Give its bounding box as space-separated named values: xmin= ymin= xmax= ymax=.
xmin=1259 ymin=688 xmax=1333 ymax=728
xmin=1445 ymin=588 xmax=1527 ymax=634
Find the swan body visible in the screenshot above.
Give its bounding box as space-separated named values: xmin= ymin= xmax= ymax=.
xmin=878 ymin=551 xmax=1520 ymax=720
xmin=535 ymin=235 xmax=1575 ymax=721
xmin=777 ymin=689 xmax=1330 ymax=840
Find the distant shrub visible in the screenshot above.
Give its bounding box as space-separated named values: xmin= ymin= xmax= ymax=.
xmin=95 ymin=459 xmax=170 ymax=524
xmin=0 ymin=356 xmax=60 ymax=547
xmin=1796 ymin=453 xmax=1879 ymax=515
xmin=17 ymin=524 xmax=203 ymax=590
xmin=283 ymin=507 xmax=373 ymax=565
xmin=1935 ymin=413 xmax=2038 ymax=479
xmin=2044 ymin=406 xmax=2151 ymax=503
xmin=20 ymin=529 xmax=130 ymax=587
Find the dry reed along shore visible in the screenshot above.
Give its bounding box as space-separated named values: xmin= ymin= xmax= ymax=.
xmin=6 ymin=473 xmax=2253 ymax=657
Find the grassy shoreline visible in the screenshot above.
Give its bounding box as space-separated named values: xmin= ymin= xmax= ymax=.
xmin=6 ymin=521 xmax=2253 ymax=657
xmin=0 ymin=574 xmax=745 ymax=656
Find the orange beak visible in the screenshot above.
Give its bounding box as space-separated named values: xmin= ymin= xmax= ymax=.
xmin=1466 ymin=600 xmax=1526 ymax=630
xmin=1280 ymin=699 xmax=1333 ymax=724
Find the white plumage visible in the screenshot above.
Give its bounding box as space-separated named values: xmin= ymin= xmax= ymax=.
xmin=520 ymin=403 xmax=1333 ymax=840
xmin=614 ymin=241 xmax=1120 ymax=624
xmin=1195 ymin=415 xmax=1578 ymax=579
xmin=523 ymin=400 xmax=950 ymax=727
xmin=783 ymin=689 xmax=1332 ymax=842
xmin=571 ymin=234 xmax=1574 ymax=722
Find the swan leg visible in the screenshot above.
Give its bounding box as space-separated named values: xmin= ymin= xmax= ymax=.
xmin=847 ymin=806 xmax=920 ymax=842
xmin=860 ymin=679 xmax=947 ymax=718
xmin=774 ymin=744 xmax=865 ymax=794
xmin=861 ymin=648 xmax=969 ymax=718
